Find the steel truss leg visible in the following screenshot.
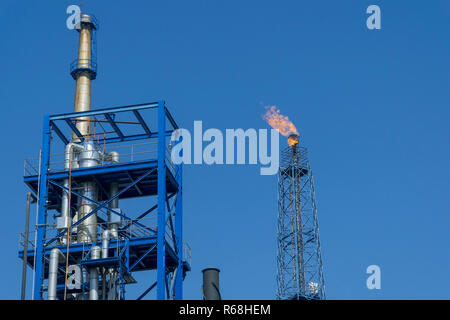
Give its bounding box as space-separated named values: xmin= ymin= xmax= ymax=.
xmin=33 ymin=115 xmax=51 ymax=300
xmin=156 ymin=100 xmax=167 ymax=300
xmin=174 ymin=165 xmax=183 ymax=299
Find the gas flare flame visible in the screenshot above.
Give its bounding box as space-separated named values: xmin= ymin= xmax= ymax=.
xmin=263 ymin=105 xmax=299 ymax=146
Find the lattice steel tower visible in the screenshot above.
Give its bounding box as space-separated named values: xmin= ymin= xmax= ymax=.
xmin=276 ymin=134 xmax=325 ymax=300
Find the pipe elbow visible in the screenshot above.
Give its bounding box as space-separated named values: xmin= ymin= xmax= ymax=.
xmin=64 ymin=143 xmax=83 ymax=170
xmin=102 ymin=229 xmax=111 ymax=241
xmin=106 ymin=151 xmax=119 ymax=164
xmin=50 ymin=248 xmax=65 ymax=263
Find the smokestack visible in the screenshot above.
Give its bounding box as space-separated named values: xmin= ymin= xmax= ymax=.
xmin=68 ymin=13 xmax=99 ymax=244
xmin=202 ymin=268 xmax=221 ymax=300
xmin=72 ymin=13 xmax=97 ymax=141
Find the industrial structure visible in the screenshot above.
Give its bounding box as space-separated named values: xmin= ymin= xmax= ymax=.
xmin=18 ymin=13 xmax=190 ymax=300
xmin=276 ymin=134 xmax=325 ymax=300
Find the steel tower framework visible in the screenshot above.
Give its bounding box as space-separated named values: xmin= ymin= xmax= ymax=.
xmin=276 ymin=144 xmax=325 ymax=300
xmin=19 ymin=101 xmax=190 ymax=300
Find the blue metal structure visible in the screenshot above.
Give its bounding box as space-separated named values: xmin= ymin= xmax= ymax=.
xmin=19 ymin=101 xmax=190 ymax=300
xmin=276 ymin=143 xmax=325 ymax=300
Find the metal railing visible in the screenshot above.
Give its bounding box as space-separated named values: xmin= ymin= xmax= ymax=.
xmin=18 ymin=215 xmax=191 ymax=264
xmin=24 ymin=141 xmax=177 ymax=177
xmin=19 ymin=216 xmax=157 ymax=251
xmin=70 ymin=58 xmax=97 ymax=74
xmin=183 ymin=242 xmax=192 ymax=266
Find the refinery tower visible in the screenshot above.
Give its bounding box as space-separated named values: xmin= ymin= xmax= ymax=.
xmin=19 ymin=13 xmax=190 ymax=300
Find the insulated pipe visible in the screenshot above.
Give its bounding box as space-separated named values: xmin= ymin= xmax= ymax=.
xmin=101 ymin=230 xmax=111 ymax=259
xmin=101 ymin=230 xmax=110 ymax=300
xmin=59 ymin=143 xmax=84 ymax=238
xmin=64 ymin=143 xmax=83 ymax=171
xmin=48 ymin=248 xmax=65 ymax=300
xmin=77 ymin=180 xmax=98 ymax=243
xmin=77 ymin=141 xmax=100 ymax=243
xmin=108 ymin=151 xmax=120 ymax=239
xmin=89 ymin=246 xmax=101 ymax=300
xmin=109 ymin=181 xmax=119 ymax=210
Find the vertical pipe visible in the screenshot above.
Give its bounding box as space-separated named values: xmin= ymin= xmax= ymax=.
xmin=108 ymin=150 xmax=120 ymax=238
xmin=101 ymin=230 xmax=110 ymax=300
xmin=73 ymin=14 xmax=93 ymax=141
xmin=59 ymin=143 xmax=82 ymax=240
xmin=33 ymin=115 xmax=51 ymax=301
xmin=77 ymin=142 xmax=100 ymax=243
xmin=21 ymin=192 xmax=32 ymax=300
xmin=48 ymin=249 xmax=64 ymax=300
xmin=77 ymin=180 xmax=98 ymax=242
xmin=89 ymin=246 xmax=101 ymax=300
xmin=156 ymin=100 xmax=167 ymax=300
xmin=101 ymin=230 xmax=110 ymax=259
xmin=108 ymin=180 xmax=119 ymax=238
xmin=202 ymin=268 xmax=221 ymax=300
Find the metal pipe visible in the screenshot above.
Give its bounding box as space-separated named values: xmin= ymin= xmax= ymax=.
xmin=102 ymin=230 xmax=111 ymax=259
xmin=21 ymin=192 xmax=32 ymax=300
xmin=202 ymin=268 xmax=221 ymax=300
xmin=77 ymin=141 xmax=100 ymax=243
xmin=77 ymin=180 xmax=98 ymax=243
xmin=73 ymin=14 xmax=93 ymax=142
xmin=58 ymin=143 xmax=84 ymax=240
xmin=48 ymin=248 xmax=65 ymax=300
xmin=89 ymin=246 xmax=101 ymax=300
xmin=108 ymin=151 xmax=120 ymax=238
xmin=64 ymin=143 xmax=83 ymax=171
xmin=101 ymin=230 xmax=111 ymax=300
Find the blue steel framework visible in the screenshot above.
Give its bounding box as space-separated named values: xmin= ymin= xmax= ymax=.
xmin=19 ymin=101 xmax=190 ymax=300
xmin=276 ymin=144 xmax=325 ymax=300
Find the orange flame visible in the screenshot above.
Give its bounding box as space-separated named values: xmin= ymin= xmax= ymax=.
xmin=262 ymin=105 xmax=299 ymax=146
xmin=288 ymin=135 xmax=299 ymax=147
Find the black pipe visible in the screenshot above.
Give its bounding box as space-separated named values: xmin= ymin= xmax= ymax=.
xmin=202 ymin=267 xmax=221 ymax=300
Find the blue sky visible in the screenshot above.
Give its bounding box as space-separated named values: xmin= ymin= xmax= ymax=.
xmin=0 ymin=0 xmax=449 ymax=299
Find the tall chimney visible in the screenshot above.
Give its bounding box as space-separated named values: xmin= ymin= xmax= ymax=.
xmin=72 ymin=13 xmax=97 ymax=141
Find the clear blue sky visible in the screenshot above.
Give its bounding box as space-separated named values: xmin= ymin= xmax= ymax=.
xmin=0 ymin=0 xmax=449 ymax=299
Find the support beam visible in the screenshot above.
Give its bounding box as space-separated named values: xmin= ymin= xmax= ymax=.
xmin=157 ymin=100 xmax=167 ymax=300
xmin=137 ymin=281 xmax=157 ymax=300
xmin=174 ymin=164 xmax=183 ymax=300
xmin=165 ymin=107 xmax=179 ymax=129
xmin=65 ymin=119 xmax=85 ymax=142
xmin=133 ymin=110 xmax=152 ymax=137
xmin=45 ymin=167 xmax=156 ymax=246
xmin=105 ymin=113 xmax=125 ymax=140
xmin=50 ymin=102 xmax=159 ymax=121
xmin=50 ymin=121 xmax=69 ymax=145
xmin=33 ymin=115 xmax=51 ymax=300
xmin=126 ymin=171 xmax=143 ymax=195
xmin=129 ymin=244 xmax=156 ymax=272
